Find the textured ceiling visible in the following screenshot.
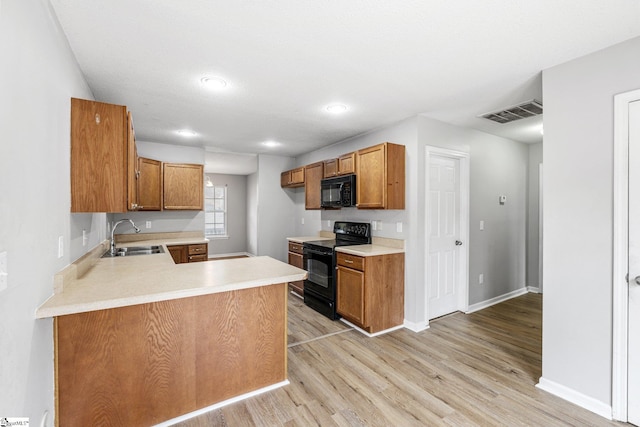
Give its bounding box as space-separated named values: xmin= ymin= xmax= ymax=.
xmin=50 ymin=0 xmax=640 ymax=166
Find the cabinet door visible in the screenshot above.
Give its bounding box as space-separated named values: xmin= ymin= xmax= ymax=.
xmin=337 ymin=152 xmax=356 ymax=175
xmin=337 ymin=265 xmax=366 ymax=327
xmin=138 ymin=157 xmax=162 ymax=211
xmin=288 ymin=251 xmax=304 ymax=295
xmin=168 ymin=245 xmax=187 ymax=264
xmin=70 ymin=98 xmax=129 ymax=213
xmin=356 ymin=144 xmax=386 ymax=208
xmin=304 ymin=162 xmax=324 ymax=210
xmin=163 ymin=163 xmax=204 ymax=210
xmin=127 ymin=112 xmax=139 ymax=211
xmin=280 ymin=171 xmax=291 ymax=187
xmin=323 ymin=159 xmax=337 ymax=178
xmin=291 ymin=167 xmax=305 ymax=185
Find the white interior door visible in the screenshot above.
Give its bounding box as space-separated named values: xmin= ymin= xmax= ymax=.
xmin=427 ymin=155 xmax=461 ymax=319
xmin=628 ymin=99 xmax=640 ymax=425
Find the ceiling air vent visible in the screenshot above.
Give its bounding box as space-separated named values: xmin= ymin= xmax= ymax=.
xmin=479 ymin=100 xmax=543 ymax=124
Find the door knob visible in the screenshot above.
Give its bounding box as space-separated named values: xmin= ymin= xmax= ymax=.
xmin=455 ymin=240 xmax=463 ymax=246
xmin=635 ymin=275 xmax=640 ymax=285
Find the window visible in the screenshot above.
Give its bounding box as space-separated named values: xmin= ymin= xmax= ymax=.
xmin=205 ymin=184 xmax=227 ymax=238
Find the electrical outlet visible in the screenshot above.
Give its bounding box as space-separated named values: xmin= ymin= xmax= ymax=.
xmin=326 ymin=220 xmax=331 ymax=228
xmin=146 ymin=221 xmax=152 ymax=229
xmin=82 ymin=229 xmax=87 ymax=246
xmin=377 ymin=221 xmax=382 ymax=231
xmin=480 ymin=220 xmax=484 ymax=231
xmin=479 ymin=273 xmax=484 ymax=284
xmin=371 ymin=221 xmax=377 ymax=231
xmin=301 ymin=218 xmax=305 ymax=225
xmin=396 ymin=222 xmax=403 ymax=233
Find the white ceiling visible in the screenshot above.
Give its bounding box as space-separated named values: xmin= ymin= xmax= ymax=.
xmin=50 ymin=0 xmax=640 ymax=171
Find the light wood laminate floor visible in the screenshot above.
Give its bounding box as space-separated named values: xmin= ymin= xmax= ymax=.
xmin=175 ymin=292 xmax=626 ymax=426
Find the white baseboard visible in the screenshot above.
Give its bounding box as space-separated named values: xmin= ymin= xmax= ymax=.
xmin=527 ymin=286 xmax=541 ymax=293
xmin=153 ymin=380 xmax=290 ymax=426
xmin=403 ymin=319 xmax=430 ymax=332
xmin=465 ymin=287 xmax=529 ymax=314
xmin=536 ymin=377 xmax=612 ymax=420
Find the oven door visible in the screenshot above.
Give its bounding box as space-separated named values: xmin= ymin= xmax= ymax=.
xmin=303 ymin=246 xmax=334 ymax=300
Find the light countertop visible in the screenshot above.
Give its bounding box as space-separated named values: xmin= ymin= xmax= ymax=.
xmin=36 ymin=239 xmax=307 ymax=319
xmin=286 ymin=236 xmax=333 ymax=243
xmin=336 ymin=245 xmax=405 ymax=257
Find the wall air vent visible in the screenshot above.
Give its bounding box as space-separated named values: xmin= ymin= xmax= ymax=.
xmin=479 ymin=100 xmax=543 ymax=124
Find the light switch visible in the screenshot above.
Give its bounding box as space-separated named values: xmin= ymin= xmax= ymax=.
xmin=146 ymin=221 xmax=152 ymax=229
xmin=58 ymin=236 xmax=64 ymax=259
xmin=499 ymin=195 xmax=506 ymax=205
xmin=82 ymin=229 xmax=87 ymax=246
xmin=396 ymin=222 xmax=403 ymax=233
xmin=301 ymin=218 xmax=305 ymax=225
xmin=479 ymin=273 xmax=484 ymax=284
xmin=480 ymin=220 xmax=484 ymax=231
xmin=0 ymin=251 xmax=7 ymax=292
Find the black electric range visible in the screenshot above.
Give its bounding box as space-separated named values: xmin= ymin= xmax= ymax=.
xmin=302 ymin=221 xmax=371 ymax=319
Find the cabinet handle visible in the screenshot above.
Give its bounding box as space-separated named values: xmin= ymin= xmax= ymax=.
xmin=344 ymin=260 xmax=353 ymax=263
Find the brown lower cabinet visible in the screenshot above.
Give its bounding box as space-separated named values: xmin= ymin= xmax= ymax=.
xmin=287 ymin=241 xmax=304 ymax=295
xmin=54 ymin=283 xmax=287 ymax=426
xmin=336 ymin=251 xmax=404 ymax=333
xmin=168 ymin=243 xmax=208 ymax=263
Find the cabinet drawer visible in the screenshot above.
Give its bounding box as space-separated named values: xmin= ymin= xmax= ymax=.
xmin=188 ymin=244 xmax=207 ymax=255
xmin=337 ymin=253 xmax=364 ymax=271
xmin=188 ymin=254 xmax=208 ymax=262
xmin=288 ymin=242 xmax=304 ymax=254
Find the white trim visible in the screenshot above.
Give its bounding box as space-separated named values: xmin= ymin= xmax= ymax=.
xmin=538 ymin=163 xmax=543 ymax=293
xmin=465 ymin=287 xmax=528 ymax=314
xmin=424 ymin=146 xmax=470 ymax=324
xmin=612 ymin=88 xmax=640 ymax=421
xmin=339 ymin=318 xmax=404 ymax=337
xmin=403 ymin=319 xmax=430 ymax=332
xmin=536 ymin=377 xmax=612 ymax=420
xmin=527 ymin=286 xmax=541 ymax=294
xmin=152 ymin=380 xmax=290 ymax=427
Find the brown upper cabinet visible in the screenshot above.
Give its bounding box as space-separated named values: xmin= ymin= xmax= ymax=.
xmin=137 ymin=157 xmax=163 ymax=211
xmin=356 ymin=142 xmax=405 ymax=209
xmin=337 ymin=152 xmax=356 ymax=175
xmin=323 ymin=152 xmax=355 ymax=178
xmin=304 ymin=162 xmax=324 ymax=209
xmin=70 ymin=98 xmax=139 ymax=212
xmin=281 ymin=167 xmax=305 ymax=188
xmin=163 ymin=163 xmax=204 ymax=210
xmin=323 ymin=159 xmax=337 ymax=178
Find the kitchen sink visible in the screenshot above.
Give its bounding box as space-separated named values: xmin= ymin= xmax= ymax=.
xmin=102 ymin=245 xmax=165 ymax=258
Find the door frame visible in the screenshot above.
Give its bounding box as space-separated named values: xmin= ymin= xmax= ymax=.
xmin=612 ymin=88 xmax=640 ymax=421
xmin=424 ymin=146 xmax=470 ymax=323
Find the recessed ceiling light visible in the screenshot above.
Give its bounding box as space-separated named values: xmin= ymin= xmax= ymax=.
xmin=262 ymin=140 xmax=280 ymax=148
xmin=177 ymin=129 xmax=197 ymax=137
xmin=200 ymin=76 xmax=228 ymax=90
xmin=325 ymin=104 xmax=348 ymax=114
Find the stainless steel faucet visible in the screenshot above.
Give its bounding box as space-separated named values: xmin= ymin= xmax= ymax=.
xmin=110 ymin=219 xmax=141 ymax=256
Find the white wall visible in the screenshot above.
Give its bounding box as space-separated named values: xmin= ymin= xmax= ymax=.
xmin=0 ymin=0 xmax=100 ymax=420
xmin=111 ymin=140 xmax=205 ymax=234
xmin=293 ymin=115 xmax=529 ymax=325
xmin=542 ymin=35 xmax=640 ymax=407
xmin=206 ymin=173 xmax=248 ymax=256
xmin=247 ymin=172 xmax=258 ymax=255
xmin=254 ymin=154 xmax=296 ymax=261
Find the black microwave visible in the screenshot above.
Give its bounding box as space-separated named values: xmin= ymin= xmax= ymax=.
xmin=321 ymin=175 xmax=356 ymax=208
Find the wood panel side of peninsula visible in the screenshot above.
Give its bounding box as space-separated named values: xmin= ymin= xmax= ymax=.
xmin=55 ymin=282 xmax=287 ymax=426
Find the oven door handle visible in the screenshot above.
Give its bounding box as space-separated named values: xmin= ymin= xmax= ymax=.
xmin=304 ymin=248 xmax=333 ymax=257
